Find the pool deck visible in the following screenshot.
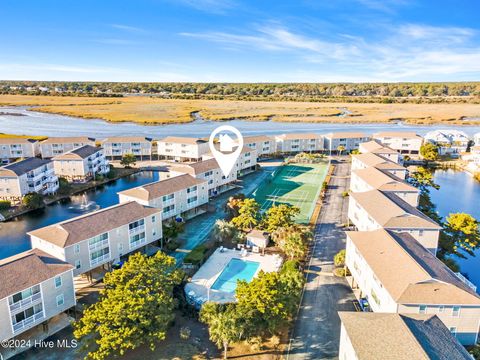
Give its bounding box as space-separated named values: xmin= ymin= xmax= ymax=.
xmin=185 ymin=247 xmax=283 ymax=305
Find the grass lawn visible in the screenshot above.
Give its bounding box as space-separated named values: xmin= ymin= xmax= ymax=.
xmin=253 ymin=162 xmax=329 ymax=224
xmin=1 ymin=94 xmax=480 ymax=125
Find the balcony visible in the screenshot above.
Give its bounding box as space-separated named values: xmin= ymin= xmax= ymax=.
xmin=90 ymin=252 xmax=110 ymax=266
xmin=89 ymin=238 xmax=109 ymax=252
xmin=12 ymin=310 xmax=44 ymax=333
xmin=9 ymin=292 xmax=42 ymax=312
xmin=129 ymin=225 xmax=145 ymax=235
xmin=130 ymin=236 xmax=147 ymax=249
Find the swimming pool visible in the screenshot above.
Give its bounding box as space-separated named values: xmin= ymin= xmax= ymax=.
xmin=211 ymin=258 xmax=260 ymax=293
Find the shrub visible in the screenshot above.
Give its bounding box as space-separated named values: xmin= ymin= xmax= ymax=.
xmin=0 ymin=200 xmax=11 ymax=211
xmin=183 ymin=244 xmax=209 ymax=265
xmin=22 ymin=192 xmax=44 ymax=209
xmin=341 ymin=191 xmax=349 ymax=197
xmin=165 ymin=239 xmax=181 ymax=252
xmin=334 ymin=249 xmax=346 ymax=267
xmin=334 ymin=267 xmax=347 ymax=277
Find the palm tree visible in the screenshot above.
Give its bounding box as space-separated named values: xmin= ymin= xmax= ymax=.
xmin=337 ymin=145 xmax=346 ymax=155
xmin=213 ymin=219 xmax=236 ymax=243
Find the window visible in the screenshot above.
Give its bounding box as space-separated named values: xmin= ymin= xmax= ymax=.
xmin=162 ymin=193 xmax=174 ymax=202
xmin=187 ymin=186 xmax=197 ymax=193
xmin=438 ymin=305 xmax=444 ymax=313
xmin=187 ymin=196 xmax=197 ymax=204
xmin=75 ymin=260 xmax=81 ymax=269
xmin=419 ymin=305 xmax=427 ymax=314
xmin=419 ymin=229 xmax=424 ymax=236
xmin=54 ymin=276 xmax=62 ymax=288
xmin=163 ymin=205 xmax=175 ymax=213
xmin=452 ymin=306 xmax=461 ymax=317
xmin=56 ymin=294 xmax=64 ymax=307
xmin=151 ymin=215 xmax=156 ymax=223
xmin=450 ymin=327 xmax=457 ymax=336
xmin=129 ymin=219 xmax=145 ymax=230
xmin=118 ymin=243 xmax=124 ymax=252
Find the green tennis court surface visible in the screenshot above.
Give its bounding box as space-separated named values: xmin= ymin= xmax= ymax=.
xmin=253 ymin=162 xmax=329 ymax=224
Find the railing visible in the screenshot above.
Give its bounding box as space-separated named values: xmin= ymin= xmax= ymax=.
xmin=90 ymin=252 xmax=110 ymax=266
xmin=129 ymin=225 xmax=145 ymax=235
xmin=130 ymin=237 xmax=147 ymax=249
xmin=13 ymin=310 xmax=44 ymax=333
xmin=9 ymin=292 xmax=42 ymax=312
xmin=88 ymin=239 xmax=109 ymax=252
xmin=455 ymin=272 xmax=477 ymax=292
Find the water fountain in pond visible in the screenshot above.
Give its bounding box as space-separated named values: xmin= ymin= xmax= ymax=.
xmin=68 ymin=194 xmax=100 ymax=213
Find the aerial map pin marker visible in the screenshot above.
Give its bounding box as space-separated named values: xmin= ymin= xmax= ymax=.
xmin=209 ymin=125 xmax=244 ymax=177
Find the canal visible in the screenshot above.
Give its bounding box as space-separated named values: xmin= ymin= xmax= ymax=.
xmin=431 ymin=169 xmax=480 ymax=288
xmin=0 ymin=171 xmax=159 ymax=259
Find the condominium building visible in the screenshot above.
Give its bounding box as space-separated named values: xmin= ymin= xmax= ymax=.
xmin=462 ymin=146 xmax=480 ymax=174
xmin=242 ymin=135 xmax=276 ymax=157
xmin=351 ymin=153 xmax=408 ymax=179
xmin=373 ymin=131 xmax=424 ymax=156
xmin=203 ymin=145 xmax=257 ymax=176
xmin=348 ymin=189 xmax=441 ymax=253
xmin=0 ymin=138 xmax=40 ymax=163
xmin=0 ymin=158 xmax=59 ymax=203
xmin=274 ymin=133 xmax=323 ymax=153
xmin=101 ymin=137 xmax=153 ymax=160
xmin=169 ymin=158 xmax=237 ymax=196
xmin=323 ymin=132 xmax=370 ymax=153
xmin=157 ymin=136 xmax=209 ymax=162
xmin=52 ymin=145 xmax=110 ymax=182
xmin=338 ymin=312 xmax=472 ymax=360
xmin=40 ymin=137 xmax=96 ymax=158
xmin=29 ymin=201 xmax=162 ymax=277
xmin=345 ymin=229 xmax=480 ymax=345
xmin=118 ymin=174 xmax=208 ymax=221
xmin=425 ymin=130 xmax=470 ymax=157
xmin=358 ymin=140 xmax=401 ymax=163
xmin=0 ymin=249 xmax=75 ymax=342
xmin=350 ymin=167 xmax=419 ymax=207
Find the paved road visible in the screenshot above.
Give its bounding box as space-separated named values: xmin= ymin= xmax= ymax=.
xmin=287 ymin=158 xmax=356 ymax=360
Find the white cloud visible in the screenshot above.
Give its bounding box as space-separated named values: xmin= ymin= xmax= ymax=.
xmin=173 ymin=0 xmax=237 ymax=14
xmin=181 ymin=22 xmax=480 ymax=81
xmin=110 ymin=24 xmax=147 ymax=33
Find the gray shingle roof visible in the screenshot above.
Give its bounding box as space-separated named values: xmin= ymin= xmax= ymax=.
xmin=0 ymin=157 xmax=51 ymax=176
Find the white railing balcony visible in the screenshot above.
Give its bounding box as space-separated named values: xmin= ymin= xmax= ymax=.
xmin=88 ymin=239 xmax=109 ymax=252
xmin=90 ymin=253 xmax=110 ymax=267
xmin=129 ymin=225 xmax=145 ymax=235
xmin=130 ymin=237 xmax=147 ymax=249
xmin=455 ymin=272 xmax=477 ymax=292
xmin=13 ymin=310 xmax=44 ymax=333
xmin=9 ymin=292 xmax=42 ymax=312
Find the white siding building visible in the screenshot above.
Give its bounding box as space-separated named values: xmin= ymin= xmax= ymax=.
xmin=424 ymin=130 xmax=470 ymax=157
xmin=350 ymin=167 xmax=420 ymax=207
xmin=338 ymin=312 xmax=472 ymax=360
xmin=0 ymin=138 xmax=40 ymax=163
xmin=29 ymin=201 xmax=162 ymax=277
xmin=348 ymin=189 xmax=441 ymax=253
xmin=242 ymin=135 xmax=276 ymax=157
xmin=323 ymin=132 xmax=370 ymax=153
xmin=40 ymin=137 xmax=96 ymax=158
xmin=168 ymin=158 xmax=237 ymax=196
xmin=118 ymin=174 xmax=209 ymax=221
xmin=52 ymin=145 xmax=109 ymax=182
xmin=345 ymin=229 xmax=480 ymax=345
xmin=373 ymin=131 xmax=424 ymax=157
xmin=358 ymin=140 xmax=401 ymax=163
xmin=0 ymin=158 xmax=59 ymax=203
xmin=351 ymin=153 xmax=408 ymax=179
xmin=101 ymin=137 xmax=153 ymax=160
xmin=0 ymin=249 xmax=75 ymax=343
xmin=202 ymin=145 xmax=257 ymax=177
xmin=274 ymin=133 xmax=323 ymax=153
xmin=157 ymin=136 xmax=209 ymax=162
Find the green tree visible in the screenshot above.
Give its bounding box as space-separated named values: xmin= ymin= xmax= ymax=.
xmin=162 ymin=219 xmax=184 ymax=242
xmin=73 ymin=252 xmax=183 ymax=360
xmin=420 ymin=143 xmax=439 ymax=162
xmin=409 ymin=167 xmax=439 ymax=194
xmin=213 ymin=219 xmax=238 ymax=243
xmin=443 ymin=213 xmax=480 ymax=258
xmin=120 ymin=153 xmax=137 ymax=168
xmin=231 ymin=198 xmax=260 ymax=231
xmin=224 ymin=193 xmax=245 ymax=220
xmin=200 ymin=303 xmax=243 ymax=359
xmin=22 ymin=192 xmax=44 ymax=209
xmin=337 ymin=145 xmax=346 ymax=155
xmin=334 ymin=249 xmax=346 ymax=267
xmin=272 ymin=225 xmax=312 ymax=260
xmin=262 ymin=204 xmax=300 ymax=233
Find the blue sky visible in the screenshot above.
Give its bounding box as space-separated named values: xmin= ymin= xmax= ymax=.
xmin=1 ymin=0 xmax=479 ymax=82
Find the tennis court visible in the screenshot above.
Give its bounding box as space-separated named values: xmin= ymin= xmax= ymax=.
xmin=253 ymin=161 xmax=330 ymax=224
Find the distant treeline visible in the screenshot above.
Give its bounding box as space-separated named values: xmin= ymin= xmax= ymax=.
xmin=1 ymin=81 xmax=480 ymax=103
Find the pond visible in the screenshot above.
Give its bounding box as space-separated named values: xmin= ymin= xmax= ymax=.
xmin=430 ymin=169 xmax=480 ymax=287
xmin=0 ymin=171 xmax=159 ymax=260
xmin=2 ymin=106 xmax=480 ymax=138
